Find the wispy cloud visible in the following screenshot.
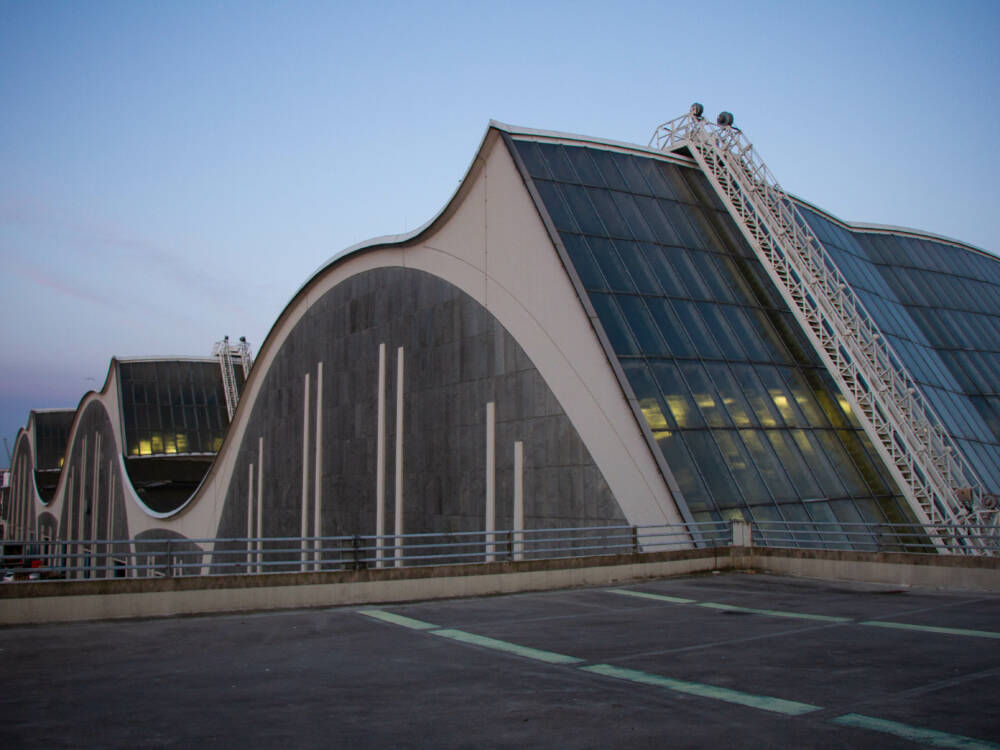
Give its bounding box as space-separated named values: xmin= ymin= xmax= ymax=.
xmin=0 ymin=193 xmax=238 ymax=307
xmin=9 ymin=259 xmax=126 ymax=311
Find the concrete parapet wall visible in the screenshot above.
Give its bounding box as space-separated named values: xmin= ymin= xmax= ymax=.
xmin=2 ymin=546 xmax=999 ymax=625
xmin=0 ymin=548 xmax=726 ymax=625
xmin=753 ymin=547 xmax=1000 ymax=592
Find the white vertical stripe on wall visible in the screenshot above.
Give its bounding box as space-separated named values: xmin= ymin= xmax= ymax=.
xmin=91 ymin=432 xmax=100 ymax=571
xmin=485 ymin=402 xmax=496 ymax=562
xmin=376 ymin=342 xmax=386 ymax=568
xmin=314 ymin=361 xmax=324 ymax=570
xmin=257 ymin=437 xmax=264 ymax=574
xmin=247 ymin=462 xmax=255 ymax=570
xmin=78 ymin=437 xmax=87 ymax=577
xmin=394 ymin=347 xmax=404 ymax=568
xmin=301 ymin=371 xmax=311 ymax=569
xmin=514 ymin=440 xmax=524 ymax=561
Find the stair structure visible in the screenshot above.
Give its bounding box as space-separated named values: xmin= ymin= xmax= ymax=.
xmin=213 ymin=336 xmax=254 ymax=422
xmin=650 ymin=104 xmax=996 ymax=550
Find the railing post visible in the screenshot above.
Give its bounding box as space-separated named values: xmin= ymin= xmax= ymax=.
xmin=632 ymin=526 xmax=639 ymax=554
xmin=732 ymin=520 xmax=753 ymax=548
xmin=506 ymin=530 xmax=514 ymax=561
xmin=352 ymin=535 xmax=364 ymax=570
xmin=165 ymin=539 xmax=173 ymax=577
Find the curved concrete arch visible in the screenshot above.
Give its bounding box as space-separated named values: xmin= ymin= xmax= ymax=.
xmin=139 ymin=127 xmax=683 ymax=543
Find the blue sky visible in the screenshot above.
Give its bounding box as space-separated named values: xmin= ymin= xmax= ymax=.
xmin=1 ymin=0 xmax=998 ymax=459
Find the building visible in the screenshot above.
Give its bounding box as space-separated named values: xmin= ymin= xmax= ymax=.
xmin=5 ymin=107 xmax=1000 ymax=570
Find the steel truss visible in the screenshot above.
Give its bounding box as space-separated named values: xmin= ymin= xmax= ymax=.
xmin=213 ymin=335 xmax=254 ymax=422
xmin=649 ymin=107 xmax=997 ymax=550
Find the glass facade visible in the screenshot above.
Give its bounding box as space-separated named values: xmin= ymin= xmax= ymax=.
xmin=32 ymin=410 xmax=74 ymax=471
xmin=511 ymin=136 xmax=913 ymax=536
xmin=117 ymin=360 xmax=233 ymax=458
xmin=32 ymin=409 xmax=75 ymax=502
xmin=799 ymin=210 xmax=1000 ymax=493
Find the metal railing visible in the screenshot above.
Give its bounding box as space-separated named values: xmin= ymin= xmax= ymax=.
xmin=0 ymin=522 xmax=728 ymax=581
xmin=749 ymin=520 xmax=998 ymax=554
xmin=3 ymin=519 xmax=998 ymax=583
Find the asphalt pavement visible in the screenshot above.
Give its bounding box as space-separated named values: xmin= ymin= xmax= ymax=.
xmin=2 ymin=572 xmax=999 ymax=749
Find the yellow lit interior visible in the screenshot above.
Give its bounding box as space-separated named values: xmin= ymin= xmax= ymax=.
xmin=639 ymin=398 xmax=669 ymax=430
xmin=139 ymin=439 xmax=152 ymax=456
xmin=665 ymin=395 xmax=689 ymax=425
xmin=836 ymin=394 xmax=853 ymax=417
xmin=151 ymin=433 xmax=163 ymax=453
xmin=176 ymin=433 xmax=188 ymax=453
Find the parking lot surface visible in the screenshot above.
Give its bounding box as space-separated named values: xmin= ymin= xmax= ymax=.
xmin=2 ymin=573 xmax=1000 ymax=748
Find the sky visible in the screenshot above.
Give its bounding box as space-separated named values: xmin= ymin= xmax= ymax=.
xmin=1 ymin=0 xmax=998 ymax=460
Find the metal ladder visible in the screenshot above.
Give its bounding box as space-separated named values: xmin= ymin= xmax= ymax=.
xmin=649 ymin=106 xmax=993 ymax=545
xmin=214 ymin=336 xmax=240 ymax=422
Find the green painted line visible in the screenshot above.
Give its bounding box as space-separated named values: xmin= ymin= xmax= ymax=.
xmin=357 ymin=609 xmax=439 ymax=630
xmin=606 ymin=588 xmax=696 ymax=604
xmin=697 ymin=601 xmax=852 ymax=623
xmin=861 ymin=620 xmax=1000 ymax=640
xmin=430 ymin=628 xmax=584 ymax=665
xmin=833 ymin=713 xmax=1000 ymax=749
xmin=581 ymin=664 xmax=821 ymax=716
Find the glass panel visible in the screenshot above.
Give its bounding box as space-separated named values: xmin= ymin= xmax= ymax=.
xmin=672 ymin=300 xmax=722 ymax=359
xmin=699 ymin=303 xmax=746 ymax=361
xmin=559 ymin=183 xmax=605 ymax=235
xmin=613 ymin=240 xmax=661 ymax=295
xmin=611 ymin=191 xmax=656 ymax=242
xmin=684 ymin=431 xmax=742 ymax=509
xmin=658 ymin=200 xmax=702 ymax=248
xmin=622 ymin=361 xmax=676 ymax=432
xmin=634 ymin=194 xmax=682 ymax=246
xmin=657 ymin=432 xmax=710 ymax=511
xmin=587 ymin=149 xmax=629 ymax=191
xmin=680 ymin=362 xmax=732 ymax=428
xmin=747 ymin=308 xmax=793 ymax=363
xmin=560 ymin=233 xmax=606 ymax=289
xmin=647 ymin=297 xmax=698 ymax=358
xmin=730 ymin=364 xmax=783 ymax=427
xmin=585 ymin=186 xmax=631 ymax=238
xmin=791 ymin=430 xmax=848 ymax=499
xmin=756 ymin=366 xmax=805 ymax=426
xmin=815 ymin=431 xmax=870 ymax=496
xmin=740 ymin=429 xmax=797 ymax=502
xmin=766 ymin=431 xmax=822 ymax=498
xmin=615 ymin=154 xmax=654 ymax=195
xmin=542 ymin=143 xmax=581 ymax=182
xmin=687 ymin=250 xmax=734 ymax=303
xmin=779 ymin=367 xmax=831 ymax=427
xmin=562 ymin=145 xmax=606 ymax=187
xmin=617 ymin=295 xmax=669 ymax=355
xmin=532 ymin=180 xmax=577 ymax=232
xmin=588 ymin=237 xmax=634 ymax=292
xmin=513 ymin=140 xmax=551 ymax=179
xmin=641 ymin=243 xmax=689 ymax=297
xmin=588 ymin=293 xmax=637 ymax=354
xmin=705 ymin=362 xmax=755 ymax=427
xmin=651 ymin=361 xmax=705 ymax=428
xmin=715 ymin=430 xmax=771 ymax=505
xmin=635 ymin=158 xmax=677 ymax=200
xmin=721 ymin=306 xmax=770 ymax=362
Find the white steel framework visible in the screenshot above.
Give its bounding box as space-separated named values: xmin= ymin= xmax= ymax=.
xmin=213 ymin=336 xmax=255 ymax=422
xmin=649 ymin=106 xmax=995 ymax=546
